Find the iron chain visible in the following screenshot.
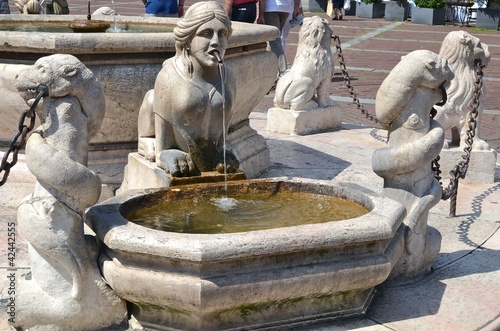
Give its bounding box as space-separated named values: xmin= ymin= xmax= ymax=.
xmin=0 ymin=85 xmax=48 ymax=186
xmin=433 ymin=62 xmax=484 ymax=216
xmin=331 ymin=34 xmax=379 ymax=124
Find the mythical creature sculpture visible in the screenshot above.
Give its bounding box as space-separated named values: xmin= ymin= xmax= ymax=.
xmin=138 ymin=1 xmax=238 ymax=177
xmin=434 ymin=31 xmax=491 ymax=150
xmin=14 ymin=54 xmax=126 ymax=330
xmin=373 ymin=50 xmax=454 ymax=280
xmin=273 ymin=16 xmax=334 ymax=111
xmin=14 ymin=0 xmax=69 ymax=14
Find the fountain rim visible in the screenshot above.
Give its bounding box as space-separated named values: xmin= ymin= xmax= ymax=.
xmin=0 ymin=14 xmax=279 ymax=54
xmin=86 ymin=179 xmax=406 ymax=262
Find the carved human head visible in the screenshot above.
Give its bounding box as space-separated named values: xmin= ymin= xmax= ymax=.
xmin=174 ymin=1 xmax=232 ymax=54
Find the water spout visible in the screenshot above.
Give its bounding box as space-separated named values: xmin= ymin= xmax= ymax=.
xmin=212 ymin=50 xmax=223 ymax=64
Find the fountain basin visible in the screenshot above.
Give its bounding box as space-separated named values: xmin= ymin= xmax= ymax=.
xmin=86 ymin=180 xmax=406 ymax=330
xmin=0 ymin=15 xmax=278 ymax=190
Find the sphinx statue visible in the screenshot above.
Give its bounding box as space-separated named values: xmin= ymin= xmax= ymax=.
xmin=372 ymin=50 xmax=454 ymax=280
xmin=137 ymin=1 xmax=239 ymax=177
xmin=13 ymin=54 xmax=126 ymax=330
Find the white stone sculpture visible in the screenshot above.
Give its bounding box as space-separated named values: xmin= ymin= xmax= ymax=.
xmin=372 ymin=50 xmax=454 ymax=280
xmin=13 ymin=54 xmax=126 ymax=330
xmin=267 ymin=16 xmax=340 ymax=135
xmin=434 ymin=31 xmax=491 ymax=150
xmin=14 ymin=0 xmax=69 ymax=14
xmin=273 ymin=16 xmax=334 ymax=111
xmin=137 ymin=1 xmax=238 ymax=177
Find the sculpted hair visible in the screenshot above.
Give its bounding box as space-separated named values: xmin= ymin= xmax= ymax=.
xmin=174 ymin=1 xmax=232 ymax=77
xmin=438 ymin=31 xmax=479 ymax=114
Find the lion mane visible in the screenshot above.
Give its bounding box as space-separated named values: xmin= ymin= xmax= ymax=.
xmin=273 ymin=16 xmax=334 ymax=110
xmin=434 ymin=31 xmax=490 ymax=149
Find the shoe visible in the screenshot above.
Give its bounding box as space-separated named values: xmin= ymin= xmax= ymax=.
xmin=332 ymin=16 xmax=338 ymax=20
xmin=339 ymin=14 xmax=343 ymax=20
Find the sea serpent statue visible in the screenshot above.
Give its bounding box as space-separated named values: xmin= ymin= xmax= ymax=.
xmin=14 ymin=54 xmax=126 ymax=331
xmin=273 ymin=15 xmax=334 ymax=111
xmin=434 ymin=31 xmax=491 ymax=150
xmin=372 ymin=50 xmax=454 ymax=280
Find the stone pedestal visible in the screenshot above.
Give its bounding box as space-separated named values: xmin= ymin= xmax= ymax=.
xmin=437 ymin=148 xmax=497 ymax=183
xmin=118 ymin=153 xmax=248 ymax=194
xmin=267 ymin=105 xmax=342 ymax=135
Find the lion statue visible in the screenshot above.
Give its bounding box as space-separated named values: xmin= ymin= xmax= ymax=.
xmin=373 ymin=50 xmax=454 ymax=279
xmin=273 ymin=16 xmax=334 ymax=111
xmin=433 ymin=31 xmax=491 ymax=150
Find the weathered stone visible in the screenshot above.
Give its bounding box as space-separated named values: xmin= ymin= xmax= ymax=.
xmin=86 ymin=180 xmax=406 ymax=330
xmin=373 ymin=50 xmax=454 ymax=280
xmin=273 ymin=16 xmax=334 ymax=111
xmin=434 ymin=31 xmax=491 ymax=151
xmin=267 ymin=106 xmax=342 ymax=135
xmin=13 ymin=54 xmax=127 ymax=331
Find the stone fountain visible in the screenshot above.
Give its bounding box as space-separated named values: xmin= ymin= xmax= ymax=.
xmin=7 ymin=3 xmax=475 ymax=330
xmin=0 ymin=11 xmax=278 ymax=200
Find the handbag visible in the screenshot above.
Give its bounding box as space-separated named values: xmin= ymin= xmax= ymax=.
xmin=343 ymin=0 xmax=351 ymax=11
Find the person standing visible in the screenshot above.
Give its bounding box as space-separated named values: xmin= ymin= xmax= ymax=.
xmin=143 ymin=0 xmax=184 ymax=17
xmin=257 ymin=0 xmax=301 ymax=76
xmin=225 ymin=0 xmax=258 ymax=23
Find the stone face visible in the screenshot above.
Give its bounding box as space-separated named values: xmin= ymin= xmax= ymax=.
xmin=373 ymin=50 xmax=454 ymax=280
xmin=86 ymin=180 xmax=406 ymax=330
xmin=13 ymin=54 xmax=127 ymax=331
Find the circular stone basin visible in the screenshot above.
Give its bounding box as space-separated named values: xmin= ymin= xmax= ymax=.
xmin=86 ymin=179 xmax=406 ymax=330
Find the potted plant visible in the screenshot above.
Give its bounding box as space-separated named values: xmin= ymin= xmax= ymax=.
xmin=411 ymin=0 xmax=446 ymax=25
xmin=357 ymin=0 xmax=386 ymax=18
xmin=476 ymin=0 xmax=500 ymax=29
xmin=385 ymin=0 xmax=410 ymax=21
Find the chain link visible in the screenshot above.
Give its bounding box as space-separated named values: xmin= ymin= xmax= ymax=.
xmin=331 ymin=34 xmax=379 ymax=124
xmin=0 ymin=85 xmax=48 ymax=186
xmin=433 ymin=62 xmax=484 ymax=217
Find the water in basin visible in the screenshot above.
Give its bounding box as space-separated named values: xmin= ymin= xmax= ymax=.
xmin=129 ymin=190 xmax=368 ymax=234
xmin=0 ymin=21 xmax=174 ymax=33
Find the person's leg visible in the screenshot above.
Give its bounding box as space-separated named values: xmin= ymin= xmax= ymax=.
xmin=333 ymin=0 xmax=343 ymax=19
xmin=264 ymin=11 xmax=289 ymax=75
xmin=281 ymin=12 xmax=292 ymax=53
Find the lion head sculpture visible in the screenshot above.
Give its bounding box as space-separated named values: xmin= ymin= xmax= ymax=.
xmin=273 ymin=16 xmax=334 ymax=110
xmin=433 ymin=31 xmax=491 ymax=150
